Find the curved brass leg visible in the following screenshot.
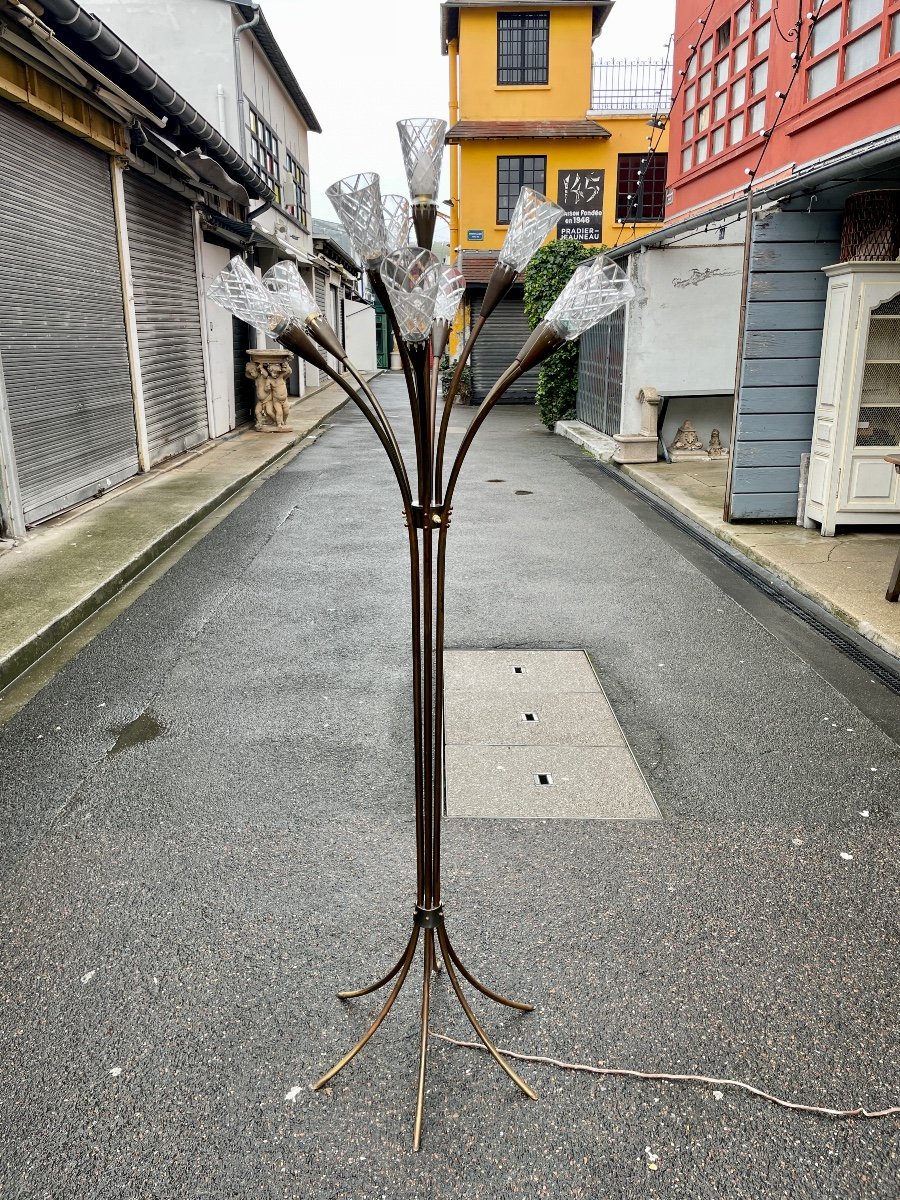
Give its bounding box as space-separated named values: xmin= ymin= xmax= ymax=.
xmin=311 ymin=928 xmax=420 ymax=1091
xmin=442 ymin=932 xmax=534 ymax=1012
xmin=337 ymin=928 xmax=418 ymax=999
xmin=437 ymin=924 xmax=537 ymax=1101
xmin=412 ymin=932 xmax=435 ymax=1152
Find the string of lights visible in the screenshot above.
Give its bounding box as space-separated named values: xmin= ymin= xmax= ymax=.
xmin=613 ymin=0 xmax=718 ymax=249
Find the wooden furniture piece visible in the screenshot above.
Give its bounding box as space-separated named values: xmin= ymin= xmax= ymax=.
xmin=805 ymin=263 xmax=900 ymax=536
xmin=886 ymin=455 xmax=900 ymax=602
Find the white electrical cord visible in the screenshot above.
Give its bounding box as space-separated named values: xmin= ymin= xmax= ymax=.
xmin=433 ymin=1034 xmax=900 ymax=1120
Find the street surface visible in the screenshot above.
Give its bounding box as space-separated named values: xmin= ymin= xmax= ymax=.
xmin=0 ymin=375 xmax=897 ymax=1198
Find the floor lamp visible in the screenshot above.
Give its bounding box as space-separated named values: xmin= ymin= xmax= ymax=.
xmin=208 ymin=118 xmax=634 ymax=1149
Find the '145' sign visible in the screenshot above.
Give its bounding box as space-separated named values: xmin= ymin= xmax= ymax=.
xmin=557 ymin=169 xmax=604 ymax=243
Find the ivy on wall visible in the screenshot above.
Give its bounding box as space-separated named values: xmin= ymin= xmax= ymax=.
xmin=523 ymin=240 xmax=604 ymax=429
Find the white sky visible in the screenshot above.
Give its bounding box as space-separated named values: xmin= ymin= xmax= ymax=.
xmin=258 ymin=0 xmax=676 ymax=217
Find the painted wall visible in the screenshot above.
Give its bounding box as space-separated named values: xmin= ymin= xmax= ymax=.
xmin=619 ymin=222 xmax=745 ymax=435
xmin=668 ymin=0 xmax=900 ymax=223
xmin=457 ymin=115 xmax=669 ymax=253
xmin=457 ymin=5 xmax=595 ymax=119
xmin=344 ymin=300 xmax=377 ymax=374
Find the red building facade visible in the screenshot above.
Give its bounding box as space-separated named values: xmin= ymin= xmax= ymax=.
xmin=667 ymin=0 xmax=900 ymax=222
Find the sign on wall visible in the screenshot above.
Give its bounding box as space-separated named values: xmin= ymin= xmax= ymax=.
xmin=556 ymin=170 xmax=604 ymax=243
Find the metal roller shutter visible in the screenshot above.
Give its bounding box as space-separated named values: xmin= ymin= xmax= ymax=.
xmin=124 ymin=171 xmax=209 ymax=462
xmin=470 ymin=287 xmax=535 ymax=404
xmin=0 ymin=100 xmax=138 ymax=524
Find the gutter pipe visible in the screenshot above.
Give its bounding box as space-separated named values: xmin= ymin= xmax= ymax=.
xmin=232 ymin=0 xmax=260 ymax=158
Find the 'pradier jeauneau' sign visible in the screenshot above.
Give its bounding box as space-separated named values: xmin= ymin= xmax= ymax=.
xmin=556 ymin=169 xmax=604 ymax=243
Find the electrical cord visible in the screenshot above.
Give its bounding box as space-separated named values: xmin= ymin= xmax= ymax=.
xmin=434 ymin=1033 xmax=900 ymax=1120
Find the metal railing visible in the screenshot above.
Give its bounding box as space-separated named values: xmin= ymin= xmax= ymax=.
xmin=591 ymin=59 xmax=672 ymax=113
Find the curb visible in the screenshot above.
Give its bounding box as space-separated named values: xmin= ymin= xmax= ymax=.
xmin=555 ymin=419 xmax=617 ymax=463
xmin=0 ymin=389 xmax=350 ymax=694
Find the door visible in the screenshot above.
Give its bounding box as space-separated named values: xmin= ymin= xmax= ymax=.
xmin=124 ymin=170 xmax=209 ymax=463
xmin=0 ymin=100 xmax=137 ymax=524
xmin=200 ymin=241 xmax=236 ymax=437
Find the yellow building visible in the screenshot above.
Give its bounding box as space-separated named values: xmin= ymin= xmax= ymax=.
xmin=440 ymin=0 xmax=669 ymax=399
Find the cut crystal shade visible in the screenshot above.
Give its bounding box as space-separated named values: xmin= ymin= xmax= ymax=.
xmin=326 ymin=172 xmax=388 ymax=266
xmin=207 ymin=256 xmax=289 ymax=336
xmin=397 ymin=118 xmax=446 ymax=200
xmin=434 ymin=264 xmax=465 ymax=323
xmin=262 ymin=261 xmax=321 ymax=326
xmin=383 ymin=194 xmax=411 ymax=253
xmin=498 ymin=187 xmax=565 ymax=272
xmin=379 ymin=247 xmax=442 ymax=343
xmin=545 ymin=254 xmax=635 ymax=341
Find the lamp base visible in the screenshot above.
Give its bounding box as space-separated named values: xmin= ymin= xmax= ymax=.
xmin=310 ymin=907 xmax=537 ymax=1150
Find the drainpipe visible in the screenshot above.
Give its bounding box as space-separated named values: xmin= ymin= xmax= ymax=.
xmin=216 ymin=83 xmax=228 ymax=139
xmin=448 ymin=36 xmax=460 ymax=265
xmin=233 ymin=1 xmax=260 ymax=158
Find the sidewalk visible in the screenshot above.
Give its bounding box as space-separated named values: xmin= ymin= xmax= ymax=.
xmin=0 ymin=378 xmax=359 ymax=692
xmin=555 ymin=424 xmax=900 ymax=662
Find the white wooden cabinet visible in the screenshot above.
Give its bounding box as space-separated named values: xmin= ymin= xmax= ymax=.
xmin=805 ymin=262 xmax=900 ymax=536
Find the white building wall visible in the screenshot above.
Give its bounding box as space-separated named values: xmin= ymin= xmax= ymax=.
xmin=620 ymin=223 xmax=745 ymax=447
xmin=344 ymin=300 xmax=377 ymax=373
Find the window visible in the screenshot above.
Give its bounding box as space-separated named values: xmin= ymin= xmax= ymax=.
xmin=735 ymin=2 xmax=752 ymax=34
xmin=808 ymin=50 xmax=839 ymax=96
xmin=497 ymin=11 xmax=549 ymax=84
xmin=695 ymin=135 xmax=709 ymax=163
xmin=682 ymin=147 xmax=693 ymax=171
xmin=615 ymin=153 xmax=668 ymax=220
xmin=716 ymin=19 xmax=731 ymax=52
xmin=285 ymin=152 xmax=309 ymax=227
xmin=713 ymin=90 xmax=727 ymax=119
xmin=756 ymin=0 xmax=772 ymax=14
xmin=748 ymin=98 xmax=766 ymax=131
xmin=247 ymin=106 xmax=280 ymax=201
xmin=685 ymin=82 xmax=697 ymax=108
xmin=697 ymin=103 xmax=711 ymax=131
xmin=715 ymin=55 xmax=730 ymax=85
xmin=892 ymin=11 xmax=900 ymax=51
xmin=687 ymin=51 xmax=698 ymax=78
xmin=751 ymin=60 xmax=768 ymax=93
xmin=496 ymin=155 xmax=546 ymax=222
xmin=683 ymin=113 xmax=695 ymax=139
xmin=699 ymin=70 xmax=712 ymax=97
xmin=806 ymin=0 xmax=896 ymax=100
xmin=734 ymin=39 xmax=749 ymax=70
xmin=754 ymin=21 xmax=771 ymax=54
xmin=732 ymin=75 xmax=747 ymax=107
xmin=729 ymin=112 xmax=745 ymax=143
xmin=844 ymin=23 xmax=882 ymax=74
xmin=711 ymin=124 xmax=726 ymax=153
xmin=700 ymin=37 xmax=713 ymax=65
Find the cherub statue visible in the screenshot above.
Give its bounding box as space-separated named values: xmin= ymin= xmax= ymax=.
xmin=246 ymin=357 xmax=293 ymax=431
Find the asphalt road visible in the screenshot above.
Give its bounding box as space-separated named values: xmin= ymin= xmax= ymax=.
xmin=0 ymin=375 xmax=897 ymax=1199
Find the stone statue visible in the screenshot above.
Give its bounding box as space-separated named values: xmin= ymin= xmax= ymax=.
xmin=670 ymin=420 xmax=705 ymax=456
xmin=246 ymin=349 xmax=294 ymax=431
xmin=708 ymin=428 xmax=729 ymax=458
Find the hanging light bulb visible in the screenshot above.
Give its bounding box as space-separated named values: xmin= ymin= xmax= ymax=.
xmin=380 ymin=247 xmax=442 ymax=344
xmin=326 ymin=172 xmax=388 ymax=266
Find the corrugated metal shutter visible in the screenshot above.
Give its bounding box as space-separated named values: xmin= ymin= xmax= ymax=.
xmin=124 ymin=170 xmax=208 ymax=462
xmin=0 ymin=100 xmax=137 ymax=524
xmin=470 ymin=287 xmax=534 ymax=403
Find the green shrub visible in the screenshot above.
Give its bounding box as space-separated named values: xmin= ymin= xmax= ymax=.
xmin=439 ymin=353 xmax=472 ymax=407
xmin=523 ymin=240 xmax=603 ymax=429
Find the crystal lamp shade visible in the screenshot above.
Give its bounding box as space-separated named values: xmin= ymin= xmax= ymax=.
xmin=382 ymin=194 xmax=411 ymax=253
xmin=207 ymin=256 xmax=290 ymax=337
xmin=262 ymin=261 xmax=321 ymax=326
xmin=379 ymin=247 xmax=442 ymax=343
xmin=434 ymin=264 xmax=465 ymax=324
xmin=326 ymin=172 xmax=388 ymax=265
xmin=498 ymin=187 xmax=565 ymax=272
xmin=544 ymin=254 xmax=635 ymax=341
xmin=397 ymin=118 xmax=447 ymax=200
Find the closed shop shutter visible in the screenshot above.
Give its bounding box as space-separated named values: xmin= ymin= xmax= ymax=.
xmin=124 ymin=170 xmax=208 ymax=462
xmin=470 ymin=287 xmax=535 ymax=404
xmin=0 ymin=100 xmax=137 ymax=524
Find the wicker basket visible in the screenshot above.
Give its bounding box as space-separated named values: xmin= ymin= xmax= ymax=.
xmin=839 ymin=190 xmax=900 ymax=262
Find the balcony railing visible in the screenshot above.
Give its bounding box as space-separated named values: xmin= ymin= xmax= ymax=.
xmin=591 ymin=59 xmax=672 ymax=113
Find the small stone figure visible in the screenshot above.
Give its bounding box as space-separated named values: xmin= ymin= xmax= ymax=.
xmin=246 ymin=350 xmax=293 ymax=431
xmin=670 ymin=420 xmax=705 ymax=453
xmin=708 ymin=428 xmax=729 ymax=458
